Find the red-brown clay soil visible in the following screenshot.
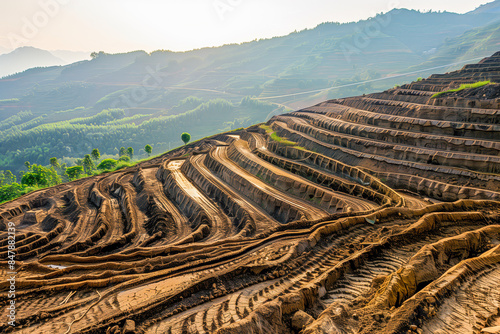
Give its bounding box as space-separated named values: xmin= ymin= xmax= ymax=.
xmin=1 ymin=52 xmax=500 ymax=334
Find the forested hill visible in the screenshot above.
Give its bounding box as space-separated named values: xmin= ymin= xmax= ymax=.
xmin=0 ymin=7 xmax=500 ymax=175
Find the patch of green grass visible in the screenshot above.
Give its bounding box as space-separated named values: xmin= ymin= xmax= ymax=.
xmin=431 ymin=80 xmax=494 ymax=99
xmin=270 ymin=132 xmax=297 ymax=146
xmin=260 ymin=124 xmax=273 ymax=133
xmin=260 ymin=124 xmax=297 ymax=146
xmin=114 ymin=161 xmax=134 ymax=170
xmin=93 ymin=161 xmax=135 ymax=175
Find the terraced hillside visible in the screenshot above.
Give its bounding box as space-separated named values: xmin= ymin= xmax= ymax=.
xmin=1 ymin=53 xmax=500 ymax=334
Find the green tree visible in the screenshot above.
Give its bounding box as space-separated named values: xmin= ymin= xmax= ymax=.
xmin=66 ymin=166 xmax=84 ymax=180
xmin=91 ymin=148 xmax=101 ymax=162
xmin=21 ymin=164 xmax=60 ymax=187
xmin=90 ymin=51 xmax=106 ymax=59
xmin=50 ymin=157 xmax=59 ymax=168
xmin=24 ymin=161 xmax=31 ymax=170
xmin=119 ymin=147 xmax=127 ymax=156
xmin=145 ymin=144 xmax=152 ymax=157
xmin=127 ymin=147 xmax=134 ymax=160
xmin=21 ymin=173 xmax=39 ymax=187
xmin=181 ymin=132 xmax=191 ymax=145
xmin=97 ymin=159 xmax=118 ymax=170
xmin=0 ymin=183 xmax=23 ymax=203
xmin=118 ymin=155 xmax=130 ymax=162
xmin=59 ymin=163 xmax=68 ymax=182
xmin=82 ymin=154 xmax=95 ymax=175
xmin=4 ymin=170 xmax=16 ymax=184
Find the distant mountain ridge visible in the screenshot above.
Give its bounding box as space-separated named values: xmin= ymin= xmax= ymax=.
xmin=1 ymin=2 xmax=499 ymax=79
xmin=0 ymin=47 xmax=89 ymax=78
xmin=469 ymin=0 xmax=500 ymax=13
xmin=0 ymin=47 xmax=65 ymax=78
xmin=1 ymin=8 xmax=499 ymax=100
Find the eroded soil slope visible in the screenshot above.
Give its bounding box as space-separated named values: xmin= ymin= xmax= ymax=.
xmin=1 ymin=52 xmax=500 ymax=334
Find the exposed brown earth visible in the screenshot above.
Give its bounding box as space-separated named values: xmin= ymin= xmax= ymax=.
xmin=0 ymin=52 xmax=500 ymax=334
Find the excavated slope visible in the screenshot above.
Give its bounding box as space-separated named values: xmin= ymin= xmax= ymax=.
xmin=1 ymin=52 xmax=500 ymax=334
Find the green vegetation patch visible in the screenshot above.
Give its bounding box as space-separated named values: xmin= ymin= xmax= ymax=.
xmin=431 ymin=80 xmax=494 ymax=98
xmin=260 ymin=124 xmax=297 ymax=146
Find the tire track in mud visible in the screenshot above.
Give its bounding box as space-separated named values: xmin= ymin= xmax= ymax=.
xmin=165 ymin=159 xmax=233 ymax=241
xmin=207 ymin=145 xmax=329 ymax=222
xmin=229 ymin=137 xmax=378 ymax=213
xmin=187 ymin=153 xmax=280 ymax=236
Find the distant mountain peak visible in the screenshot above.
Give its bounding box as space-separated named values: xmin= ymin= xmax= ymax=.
xmin=6 ymin=46 xmax=64 ymax=61
xmin=468 ymin=0 xmax=500 ymax=14
xmin=0 ymin=46 xmax=64 ymax=78
xmin=14 ymin=46 xmax=39 ymax=51
xmin=9 ymin=46 xmax=59 ymax=56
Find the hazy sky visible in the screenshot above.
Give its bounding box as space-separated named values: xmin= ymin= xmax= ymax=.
xmin=0 ymin=0 xmax=493 ymax=53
